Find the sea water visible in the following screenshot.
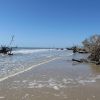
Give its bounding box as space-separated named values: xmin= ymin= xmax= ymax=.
xmin=0 ymin=49 xmax=100 ymax=100
xmin=0 ymin=48 xmax=72 ymax=80
xmin=0 ymin=48 xmax=100 ymax=86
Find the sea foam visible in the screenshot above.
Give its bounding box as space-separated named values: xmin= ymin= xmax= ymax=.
xmin=12 ymin=49 xmax=50 ymax=54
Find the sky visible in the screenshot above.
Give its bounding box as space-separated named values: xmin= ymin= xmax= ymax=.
xmin=0 ymin=0 xmax=100 ymax=48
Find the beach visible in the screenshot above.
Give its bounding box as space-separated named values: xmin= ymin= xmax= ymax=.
xmin=0 ymin=0 xmax=100 ymax=99
xmin=0 ymin=49 xmax=100 ymax=100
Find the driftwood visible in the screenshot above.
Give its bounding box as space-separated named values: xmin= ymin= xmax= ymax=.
xmin=72 ymin=59 xmax=88 ymax=63
xmin=0 ymin=36 xmax=14 ymax=55
xmin=0 ymin=47 xmax=12 ymax=54
xmin=72 ymin=59 xmax=83 ymax=63
xmin=67 ymin=46 xmax=88 ymax=54
xmin=72 ymin=58 xmax=100 ymax=65
xmin=78 ymin=51 xmax=88 ymax=53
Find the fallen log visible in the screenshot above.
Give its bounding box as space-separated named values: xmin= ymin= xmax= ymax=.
xmin=72 ymin=59 xmax=83 ymax=63
xmin=72 ymin=59 xmax=88 ymax=63
xmin=72 ymin=58 xmax=100 ymax=65
xmin=78 ymin=51 xmax=88 ymax=53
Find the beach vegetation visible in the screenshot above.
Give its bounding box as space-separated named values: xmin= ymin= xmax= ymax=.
xmin=82 ymin=34 xmax=100 ymax=62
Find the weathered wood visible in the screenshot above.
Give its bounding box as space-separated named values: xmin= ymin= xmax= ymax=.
xmin=72 ymin=59 xmax=83 ymax=63
xmin=72 ymin=58 xmax=100 ymax=65
xmin=0 ymin=36 xmax=15 ymax=55
xmin=0 ymin=46 xmax=13 ymax=55
xmin=78 ymin=51 xmax=88 ymax=53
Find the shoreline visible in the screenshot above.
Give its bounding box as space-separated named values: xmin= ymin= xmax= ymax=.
xmin=0 ymin=54 xmax=100 ymax=100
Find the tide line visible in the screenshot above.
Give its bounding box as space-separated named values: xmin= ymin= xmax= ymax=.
xmin=0 ymin=57 xmax=61 ymax=82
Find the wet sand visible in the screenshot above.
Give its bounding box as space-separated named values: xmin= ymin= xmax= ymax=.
xmin=0 ymin=57 xmax=100 ymax=100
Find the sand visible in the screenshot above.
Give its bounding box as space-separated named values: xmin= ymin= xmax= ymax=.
xmin=0 ymin=57 xmax=100 ymax=100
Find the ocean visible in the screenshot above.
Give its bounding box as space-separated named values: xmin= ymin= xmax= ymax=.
xmin=0 ymin=49 xmax=100 ymax=99
xmin=0 ymin=48 xmax=73 ymax=81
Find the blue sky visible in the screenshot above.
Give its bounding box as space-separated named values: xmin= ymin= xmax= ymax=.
xmin=0 ymin=0 xmax=100 ymax=47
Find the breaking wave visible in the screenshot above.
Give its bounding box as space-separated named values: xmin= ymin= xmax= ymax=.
xmin=12 ymin=49 xmax=51 ymax=54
